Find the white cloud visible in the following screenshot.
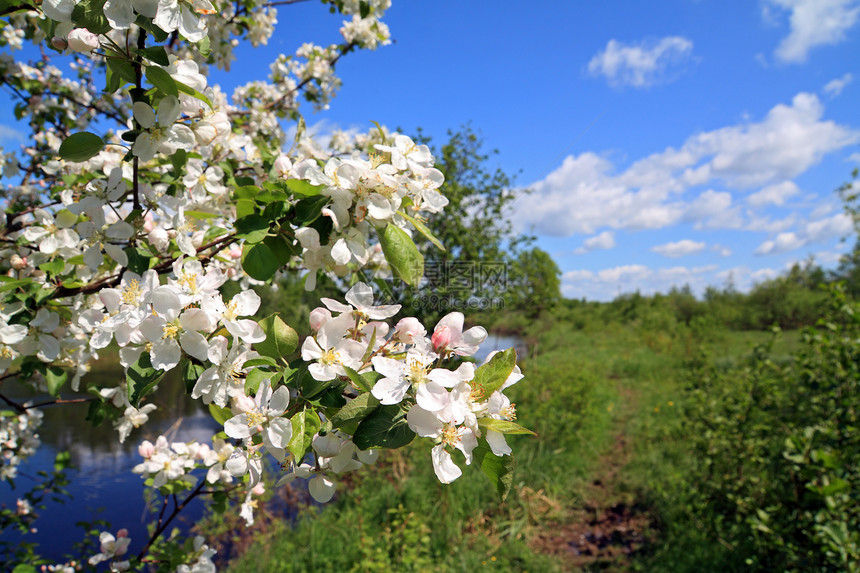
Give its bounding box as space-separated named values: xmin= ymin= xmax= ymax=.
xmin=517 ymin=92 xmax=858 ymax=237
xmin=746 ymin=181 xmax=801 ymax=206
xmin=766 ymin=0 xmax=860 ymax=63
xmin=813 ymin=249 xmax=848 ymax=265
xmin=756 ymin=232 xmax=806 ymax=254
xmin=823 ymin=73 xmax=854 ymax=97
xmin=712 ymin=244 xmax=733 ymax=257
xmin=562 ymin=264 xmax=718 ymax=301
xmin=574 ymin=230 xmax=615 ymax=254
xmin=651 ymin=239 xmax=706 ymax=258
xmin=0 ymin=124 xmax=25 ymax=144
xmin=755 ymin=212 xmax=852 ymax=254
xmin=587 ymin=36 xmax=693 ymax=88
xmin=745 ymin=213 xmax=798 ymax=233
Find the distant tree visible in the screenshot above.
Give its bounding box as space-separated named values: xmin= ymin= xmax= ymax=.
xmin=383 ymin=125 xmax=536 ymax=323
xmin=504 ymin=247 xmax=562 ymax=316
xmin=834 ymin=167 xmax=860 ymax=295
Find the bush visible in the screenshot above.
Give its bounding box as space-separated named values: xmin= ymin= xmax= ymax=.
xmin=680 ymin=286 xmax=860 ymax=571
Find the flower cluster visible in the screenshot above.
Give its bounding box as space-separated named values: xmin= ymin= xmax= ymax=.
xmin=0 ymin=0 xmax=531 ymax=568
xmin=0 ymin=408 xmax=43 ymax=481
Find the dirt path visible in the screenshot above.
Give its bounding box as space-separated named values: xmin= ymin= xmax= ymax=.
xmin=529 ymin=383 xmax=656 ymax=571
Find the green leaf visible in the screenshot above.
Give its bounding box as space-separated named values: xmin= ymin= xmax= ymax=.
xmin=353 ymin=405 xmax=414 ymax=450
xmin=474 ymin=444 xmax=515 ymax=501
xmin=139 ymin=46 xmax=170 ymax=66
xmin=181 ymin=358 xmax=205 ymax=394
xmin=398 ymin=210 xmax=446 ymax=251
xmin=58 ymin=132 xmax=105 ymax=162
xmin=170 ymin=148 xmax=187 ymax=174
xmin=127 ymin=352 xmax=164 ymax=408
xmin=254 ymin=314 xmax=299 ymax=360
xmin=342 ymin=365 xmax=374 ymax=393
xmin=135 ymin=14 xmax=168 ymax=42
xmin=38 ymin=259 xmax=64 ymax=277
xmin=285 ymin=179 xmax=324 ymax=197
xmin=124 ymin=246 xmax=152 ymax=274
xmin=208 ymin=403 xmax=232 ymax=426
xmin=477 ymin=417 xmax=536 ymax=435
xmin=234 ymin=214 xmax=270 ymax=243
xmin=244 ymin=367 xmax=271 ymax=395
xmin=184 ymin=210 xmax=220 ymax=220
xmin=146 ymin=65 xmax=178 ymax=97
xmin=242 ymin=357 xmax=278 ymax=369
xmin=297 ymin=367 xmax=331 ymax=399
xmin=0 ymin=0 xmax=36 ymax=17
xmin=288 ymin=409 xmax=321 ymax=462
xmin=0 ymin=279 xmax=32 ymax=292
xmin=293 ymin=195 xmax=328 ymax=225
xmin=197 ymin=35 xmax=211 ymax=58
xmin=241 ymin=242 xmax=280 ymax=281
xmin=262 ymin=234 xmax=299 ymax=263
xmin=379 ymin=223 xmax=424 ymax=287
xmin=175 ymin=79 xmax=212 ymax=109
xmin=45 ymin=366 xmax=67 ymax=396
xmin=472 ymin=348 xmax=517 ymax=397
xmin=70 ymin=0 xmax=110 ymax=34
xmin=331 ymin=392 xmax=380 ymax=431
xmin=54 ymin=451 xmax=72 ymax=472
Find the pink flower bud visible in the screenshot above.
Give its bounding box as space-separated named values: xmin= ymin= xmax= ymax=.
xmin=309 ymin=307 xmax=331 ymax=332
xmin=10 ymin=255 xmax=26 ymax=270
xmin=50 ymin=37 xmax=68 ymax=50
xmin=431 ymin=325 xmax=451 ymax=352
xmin=138 ymin=441 xmax=155 ymax=458
xmin=116 ymin=528 xmax=128 ymax=538
xmin=252 ymin=482 xmax=266 ymax=496
xmin=67 ymin=29 xmax=99 ymax=53
xmin=273 ymin=155 xmax=292 ymax=177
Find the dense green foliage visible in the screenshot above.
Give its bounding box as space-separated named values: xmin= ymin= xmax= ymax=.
xmin=677 ymin=287 xmax=860 ymax=571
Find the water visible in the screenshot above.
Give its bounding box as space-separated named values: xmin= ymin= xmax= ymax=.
xmin=0 ymin=371 xmax=221 ymax=565
xmin=473 ymin=333 xmax=528 ymax=364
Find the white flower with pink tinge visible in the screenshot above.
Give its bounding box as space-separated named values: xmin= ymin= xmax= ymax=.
xmin=431 ymin=312 xmax=487 ymax=357
xmin=371 ymin=350 xmax=474 ymax=411
xmin=88 ymin=529 xmax=131 ymax=568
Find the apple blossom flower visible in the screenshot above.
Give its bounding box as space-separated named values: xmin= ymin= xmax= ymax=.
xmin=132 ymin=96 xmax=195 ymax=162
xmin=224 ymin=380 xmax=292 ymax=459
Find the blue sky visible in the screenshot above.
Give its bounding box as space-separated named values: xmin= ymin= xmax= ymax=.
xmin=242 ymin=0 xmax=860 ymax=300
xmin=4 ymin=0 xmax=860 ymax=301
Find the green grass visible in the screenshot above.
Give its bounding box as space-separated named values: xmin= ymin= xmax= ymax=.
xmin=223 ymin=317 xmax=804 ymax=572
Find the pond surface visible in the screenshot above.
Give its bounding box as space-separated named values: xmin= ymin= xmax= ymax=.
xmin=0 ymin=369 xmax=221 ymax=565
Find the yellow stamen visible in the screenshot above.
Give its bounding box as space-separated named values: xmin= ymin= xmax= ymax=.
xmin=162 ymin=324 xmax=180 ymax=339
xmin=122 ymin=279 xmax=142 ymax=305
xmin=500 ymin=404 xmax=517 ymax=421
xmin=441 ymin=426 xmax=460 ymax=447
xmin=246 ymin=410 xmax=266 ymax=428
xmin=321 ymin=348 xmax=340 ymax=365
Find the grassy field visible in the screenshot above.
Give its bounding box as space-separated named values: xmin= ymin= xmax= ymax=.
xmin=219 ymin=312 xmax=804 ymax=572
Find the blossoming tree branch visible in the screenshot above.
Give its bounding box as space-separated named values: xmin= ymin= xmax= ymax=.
xmin=0 ymin=0 xmax=533 ymax=569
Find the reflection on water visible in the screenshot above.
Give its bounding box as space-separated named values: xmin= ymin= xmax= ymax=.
xmin=0 ymin=367 xmax=221 ymax=564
